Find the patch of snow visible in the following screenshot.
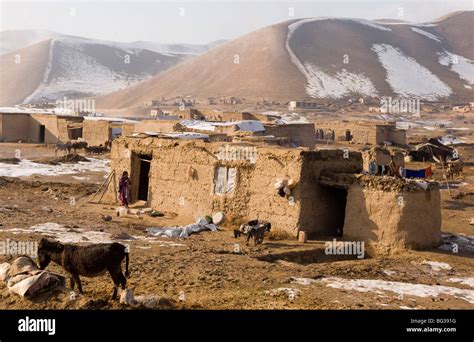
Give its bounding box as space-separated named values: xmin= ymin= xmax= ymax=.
xmin=6 ymin=223 xmax=184 ymax=247
xmin=275 ymin=113 xmax=309 ymax=124
xmin=290 ymin=277 xmax=317 ymax=285
xmin=260 ymin=111 xmax=281 ymax=116
xmin=438 ymin=51 xmax=474 ymax=84
xmin=161 ymin=132 xmax=209 ymax=140
xmin=410 ymin=27 xmax=442 ymax=42
xmin=372 ymin=44 xmax=452 ymax=100
xmin=8 ymin=222 xmax=113 ymax=244
xmin=71 ymin=176 xmax=89 ymax=181
xmin=382 ymin=269 xmax=396 ymax=276
xmin=23 ymin=37 xmax=160 ymax=103
xmin=438 ymin=135 xmax=463 ymax=145
xmin=421 ymin=261 xmax=452 ymax=272
xmin=0 ymin=158 xmax=109 ymax=177
xmin=305 ymin=63 xmax=378 ymax=98
xmin=320 ymin=277 xmax=474 ymax=304
xmin=180 ymin=120 xmax=265 ymax=132
xmin=449 ymin=278 xmax=474 ymax=287
xmin=83 ymin=116 xmax=138 ymax=123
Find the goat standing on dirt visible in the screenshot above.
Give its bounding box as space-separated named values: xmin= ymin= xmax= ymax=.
xmin=55 ymin=142 xmax=71 ymax=156
xmin=37 ymin=238 xmax=130 ymax=300
xmin=446 ymin=160 xmax=464 ymax=179
xmin=234 ymin=221 xmax=271 ymax=245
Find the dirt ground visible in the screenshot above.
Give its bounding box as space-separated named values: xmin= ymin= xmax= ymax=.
xmin=0 ymin=121 xmax=473 ymax=310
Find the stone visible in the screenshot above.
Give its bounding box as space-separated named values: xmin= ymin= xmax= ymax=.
xmin=298 ymin=231 xmax=307 ymax=243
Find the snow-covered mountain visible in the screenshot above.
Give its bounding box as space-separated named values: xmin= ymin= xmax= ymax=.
xmin=0 ymin=31 xmax=225 ymax=105
xmin=96 ymin=11 xmax=474 ymax=112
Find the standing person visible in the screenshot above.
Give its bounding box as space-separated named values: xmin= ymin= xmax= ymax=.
xmin=369 ymin=159 xmax=377 ymax=175
xmin=118 ymin=171 xmax=131 ymax=208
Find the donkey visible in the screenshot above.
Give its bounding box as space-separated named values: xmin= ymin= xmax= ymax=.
xmin=37 ymin=238 xmax=129 ymax=300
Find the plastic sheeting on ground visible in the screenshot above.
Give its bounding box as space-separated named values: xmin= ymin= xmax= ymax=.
xmin=0 ymin=257 xmax=65 ymax=298
xmin=146 ymin=218 xmax=218 ymax=238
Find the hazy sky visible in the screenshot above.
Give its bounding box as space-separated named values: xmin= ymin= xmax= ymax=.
xmin=0 ymin=0 xmax=472 ymax=44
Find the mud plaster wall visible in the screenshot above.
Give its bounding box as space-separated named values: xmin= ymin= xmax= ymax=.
xmin=388 ymin=128 xmax=407 ymax=145
xmin=134 ymin=120 xmax=180 ymax=134
xmin=104 ymin=138 xmax=305 ymax=234
xmin=298 ymin=150 xmax=363 ymax=236
xmin=0 ymin=113 xmax=31 ymax=142
xmin=57 ymin=117 xmax=83 ymax=142
xmin=203 ymin=111 xmax=257 ymax=121
xmin=263 ymin=124 xmax=316 ymax=148
xmin=362 ymin=148 xmax=405 ymax=170
xmin=120 ymin=123 xmax=136 ymax=137
xmin=343 ymin=185 xmax=441 ymax=255
xmin=314 ymin=121 xmax=377 ymax=144
xmin=29 ymin=114 xmax=60 ymax=143
xmin=82 ymin=120 xmax=111 ymax=146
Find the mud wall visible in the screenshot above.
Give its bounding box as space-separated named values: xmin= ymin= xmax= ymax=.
xmin=314 ymin=120 xmax=378 ymax=144
xmin=343 ymin=184 xmax=441 ymax=255
xmin=83 ymin=120 xmax=110 ymax=146
xmin=264 ymin=123 xmax=316 ymax=148
xmin=362 ymin=147 xmax=405 ymax=171
xmin=388 ymin=128 xmax=407 ymax=145
xmin=298 ymin=150 xmax=363 ymax=236
xmin=105 ymin=138 xmax=305 ymax=233
xmin=29 ymin=114 xmax=60 ymax=143
xmin=134 ymin=120 xmax=180 ymax=134
xmin=0 ymin=113 xmax=31 ymax=142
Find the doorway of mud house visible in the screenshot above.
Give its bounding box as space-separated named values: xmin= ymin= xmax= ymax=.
xmin=320 ymin=186 xmax=347 ymax=237
xmin=39 ymin=125 xmax=45 ymax=143
xmin=134 ymin=154 xmax=151 ymax=202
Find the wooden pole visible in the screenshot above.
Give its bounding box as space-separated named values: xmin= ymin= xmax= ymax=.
xmin=96 ymin=170 xmax=115 ymax=204
xmin=88 ymin=170 xmax=114 ymax=204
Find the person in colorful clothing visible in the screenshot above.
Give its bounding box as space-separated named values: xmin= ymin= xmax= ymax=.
xmin=118 ymin=171 xmax=131 ymax=208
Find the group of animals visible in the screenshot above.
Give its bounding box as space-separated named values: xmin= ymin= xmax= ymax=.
xmin=54 ymin=140 xmax=111 ymax=156
xmin=37 ymin=220 xmax=272 ymax=301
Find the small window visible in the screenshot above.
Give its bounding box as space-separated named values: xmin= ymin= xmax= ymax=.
xmin=214 ymin=166 xmax=237 ymax=194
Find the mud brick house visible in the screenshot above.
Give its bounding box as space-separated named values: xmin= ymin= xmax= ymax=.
xmin=104 ymin=137 xmax=441 ymax=254
xmin=82 ymin=118 xmax=137 ymax=147
xmin=314 ymin=120 xmax=406 ymax=146
xmin=0 ymin=111 xmax=83 ymax=143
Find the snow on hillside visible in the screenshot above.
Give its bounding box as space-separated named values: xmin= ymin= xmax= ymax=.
xmin=438 ymin=50 xmax=474 ymax=85
xmin=371 ymin=44 xmax=452 ymax=100
xmin=305 ymin=63 xmax=378 ymax=98
xmin=23 ymin=36 xmax=172 ymax=103
xmin=410 ymin=27 xmax=442 ymax=42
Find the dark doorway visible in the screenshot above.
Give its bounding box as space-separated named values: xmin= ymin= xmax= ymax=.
xmin=39 ymin=125 xmax=45 ymax=143
xmin=137 ymin=154 xmax=151 ymax=201
xmin=319 ymin=186 xmax=347 ymax=237
xmin=345 ymin=130 xmax=352 ymax=141
xmin=331 ymin=188 xmax=347 ymax=236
